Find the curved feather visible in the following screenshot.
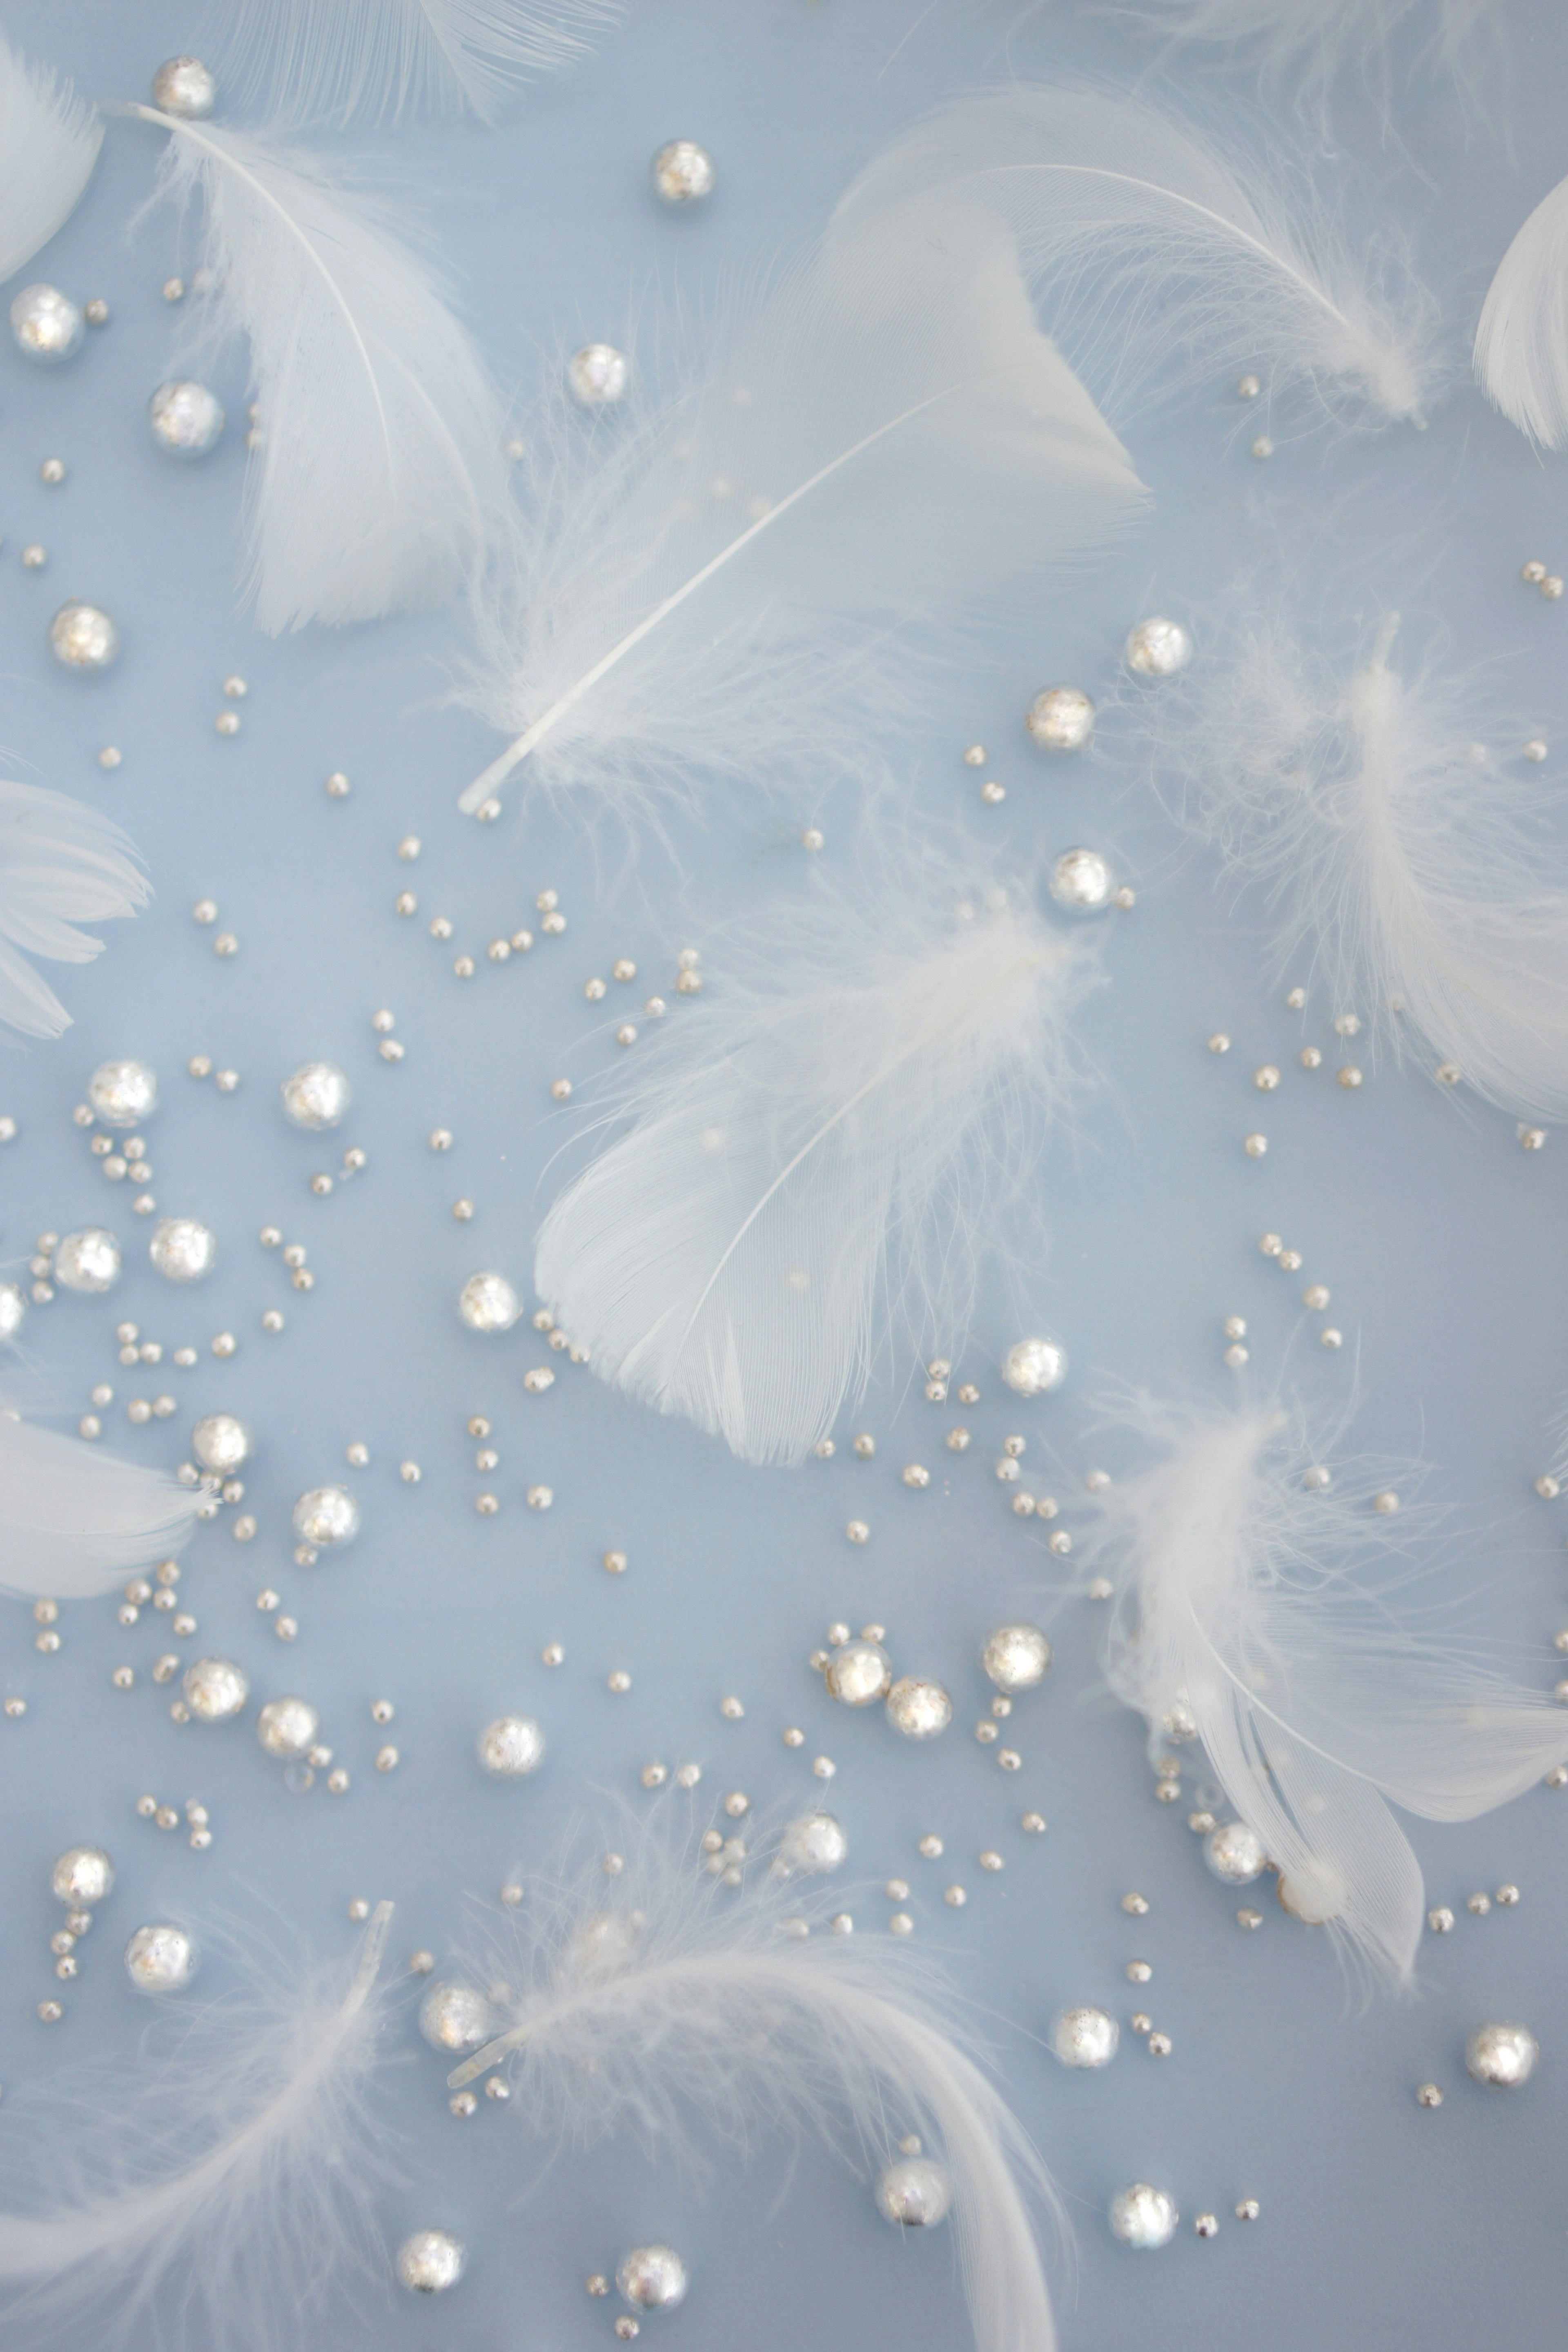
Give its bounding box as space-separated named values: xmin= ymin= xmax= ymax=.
xmin=0 ymin=1412 xmax=200 ymax=1599
xmin=216 ymin=0 xmax=623 ymax=124
xmin=0 ymin=32 xmax=102 ymax=284
xmin=1475 ymin=172 xmax=1568 ymax=450
xmin=0 ymin=782 xmax=149 ymax=1042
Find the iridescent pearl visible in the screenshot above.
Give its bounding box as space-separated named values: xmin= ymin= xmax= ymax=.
xmin=1050 ymin=2004 xmax=1119 ymax=2068
xmin=477 ymin=1715 xmax=546 ymax=1777
xmin=148 ymin=380 xmax=225 ymax=456
xmin=824 ymin=1640 xmax=891 ymax=1706
xmin=54 ymin=1227 xmax=122 ymax=1293
xmin=1276 ymin=1858 xmax=1346 ymax=1924
xmin=396 ymin=2229 xmax=467 ymax=2293
xmin=149 ymin=1218 xmax=217 ymax=1283
xmin=183 ymin=1656 xmax=249 ymax=1722
xmin=568 ymin=343 xmax=629 ymax=407
xmin=1025 ymin=686 xmax=1095 ymax=753
xmin=617 ymin=2245 xmax=688 ymax=2310
xmin=151 ymin=56 xmax=216 ymax=116
xmin=419 ymin=1980 xmax=498 ymax=2051
xmin=192 ymin=1412 xmax=252 ymax=1474
xmin=256 ymin=1694 xmax=320 ymax=1759
xmin=1204 ymin=1821 xmax=1266 ymax=1884
xmin=280 ymin=1062 xmax=351 ymax=1129
xmin=124 ymin=1922 xmax=199 ymax=1992
xmin=1124 ymin=618 xmax=1193 ymax=679
xmin=52 ymin=1844 xmax=114 ymax=1906
xmin=49 ymin=601 xmax=120 ymax=670
xmin=982 ymin=1624 xmax=1051 ymax=1693
xmin=10 ymin=284 xmax=83 ymax=362
xmin=459 ymin=1271 xmax=521 ymax=1333
xmin=1161 ymin=1694 xmax=1197 ymax=1741
xmin=1109 ymin=2183 xmax=1179 ymax=2248
xmin=292 ymin=1486 xmax=361 ymax=1548
xmin=1049 ymin=847 xmax=1112 ymax=911
xmin=1466 ymin=2021 xmax=1538 ymax=2087
xmin=876 ymin=2157 xmax=953 ymax=2226
xmin=1001 ymin=1336 xmax=1067 ymax=1396
xmin=650 ymin=140 xmax=714 ymax=205
xmin=885 ymin=1677 xmax=952 ymax=1740
xmin=89 ymin=1058 xmax=158 ymax=1127
xmin=0 ymin=1282 xmax=26 ymax=1341
xmin=780 ymin=1810 xmax=848 ymax=1872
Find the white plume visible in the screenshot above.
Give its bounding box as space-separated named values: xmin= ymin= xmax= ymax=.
xmin=0 ymin=782 xmax=149 ymax=1042
xmin=535 ymin=877 xmax=1100 ymax=1467
xmin=0 ymin=1903 xmax=396 ymax=2349
xmin=443 ymin=1825 xmax=1059 ymax=2352
xmin=455 ymin=179 xmax=1144 ymax=818
xmin=129 ymin=106 xmax=504 ymax=635
xmin=1087 ymin=1393 xmax=1568 ymax=1986
xmin=0 ymin=1411 xmax=200 ymax=1599
xmin=1124 ymin=0 xmax=1491 ymax=104
xmin=215 ymin=0 xmax=623 ymax=126
xmin=828 ymin=84 xmax=1431 ymax=429
xmin=0 ymin=32 xmax=102 ymax=284
xmin=1475 ymin=172 xmax=1568 ymax=450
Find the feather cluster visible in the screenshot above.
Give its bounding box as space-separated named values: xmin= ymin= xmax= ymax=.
xmin=0 ymin=782 xmax=149 ymax=1042
xmin=0 ymin=32 xmax=102 ymax=284
xmin=0 ymin=1411 xmax=201 ymax=1600
xmin=1475 ymin=172 xmax=1568 ymax=451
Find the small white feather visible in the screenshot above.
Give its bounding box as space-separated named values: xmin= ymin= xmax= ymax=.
xmin=129 ymin=107 xmax=504 ymax=634
xmin=535 ymin=880 xmax=1099 ymax=1466
xmin=218 ymin=0 xmax=623 ymax=125
xmin=0 ymin=32 xmax=103 ymax=285
xmin=0 ymin=1411 xmax=200 ymax=1599
xmin=0 ymin=782 xmax=149 ymax=1042
xmin=1126 ymin=0 xmax=1490 ymax=98
xmin=1475 ymin=172 xmax=1568 ymax=450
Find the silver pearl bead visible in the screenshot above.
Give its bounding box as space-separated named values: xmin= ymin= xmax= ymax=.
xmin=1204 ymin=1821 xmax=1266 ymax=1884
xmin=1109 ymin=2183 xmax=1179 ymax=2248
xmin=182 ymin=1655 xmax=249 ymax=1722
xmin=616 ymin=2244 xmax=688 ymax=2311
xmin=459 ymin=1271 xmax=521 ymax=1333
xmin=148 ymin=380 xmax=225 ymax=457
xmin=395 ymin=2229 xmax=467 ymax=2294
xmin=567 ymin=343 xmax=629 ymax=408
xmin=476 ymin=1715 xmax=546 ymax=1777
xmin=1123 ymin=617 xmax=1193 ymax=679
xmin=280 ymin=1062 xmax=351 ymax=1130
xmin=53 ymin=1227 xmax=122 ymax=1294
xmin=779 ymin=1810 xmax=848 ymax=1872
xmin=192 ymin=1412 xmax=252 ymax=1475
xmin=10 ymin=284 xmax=83 ymax=363
xmin=49 ymin=601 xmax=120 ymax=670
xmin=149 ymin=1217 xmax=217 ymax=1282
xmin=884 ymin=1676 xmax=952 ymax=1740
xmin=982 ymin=1624 xmax=1051 ymax=1693
xmin=1049 ymin=847 xmax=1112 ymax=911
xmin=1050 ymin=2004 xmax=1119 ymax=2068
xmin=1465 ymin=2021 xmax=1538 ymax=2088
xmin=1025 ymin=686 xmax=1095 ymax=753
xmin=0 ymin=1282 xmax=25 ymax=1342
xmin=124 ymin=1922 xmax=199 ymax=1993
xmin=52 ymin=1845 xmax=114 ymax=1907
xmin=1000 ymin=1336 xmax=1067 ymax=1396
xmin=418 ymin=1980 xmax=497 ymax=2052
xmin=89 ymin=1058 xmax=158 ymax=1128
xmin=151 ymin=56 xmax=216 ymax=117
xmin=824 ymin=1639 xmax=891 ymax=1706
xmin=876 ymin=2157 xmax=952 ymax=2227
xmin=292 ymin=1485 xmax=361 ymax=1548
xmin=1161 ymin=1694 xmax=1198 ymax=1741
xmin=256 ymin=1694 xmax=320 ymax=1760
xmin=1276 ymin=1859 xmax=1346 ymax=1924
xmin=650 ymin=140 xmax=714 ymax=206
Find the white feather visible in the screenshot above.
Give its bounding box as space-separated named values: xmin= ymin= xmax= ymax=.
xmin=0 ymin=32 xmax=102 ymax=284
xmin=127 ymin=107 xmax=504 ymax=635
xmin=1475 ymin=172 xmax=1568 ymax=450
xmin=455 ymin=180 xmax=1144 ymax=817
xmin=1125 ymin=0 xmax=1490 ymax=96
xmin=0 ymin=782 xmax=149 ymax=1042
xmin=535 ymin=879 xmax=1099 ymax=1467
xmin=0 ymin=1411 xmax=200 ymax=1599
xmin=0 ymin=1903 xmax=395 ymax=2349
xmin=829 ymin=83 xmax=1431 ymax=429
xmin=443 ymin=1826 xmax=1059 ymax=2352
xmin=1088 ymin=1394 xmax=1568 ymax=1985
xmin=217 ymin=0 xmax=622 ymax=125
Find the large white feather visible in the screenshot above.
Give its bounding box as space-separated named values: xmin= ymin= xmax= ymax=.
xmin=0 ymin=1904 xmax=395 ymax=2349
xmin=455 ymin=181 xmax=1144 ymax=817
xmin=1475 ymin=172 xmax=1568 ymax=450
xmin=0 ymin=782 xmax=149 ymax=1042
xmin=217 ymin=0 xmax=623 ymax=125
xmin=829 ymin=84 xmax=1431 ymax=429
xmin=0 ymin=1411 xmax=200 ymax=1599
xmin=535 ymin=881 xmax=1098 ymax=1467
xmin=443 ymin=1826 xmax=1059 ymax=2352
xmin=0 ymin=32 xmax=102 ymax=284
xmin=1088 ymin=1394 xmax=1568 ymax=1986
xmin=128 ymin=107 xmax=504 ymax=635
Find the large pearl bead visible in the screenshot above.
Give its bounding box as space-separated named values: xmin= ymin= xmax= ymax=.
xmin=877 ymin=2157 xmax=953 ymax=2226
xmin=151 ymin=56 xmax=216 ymax=116
xmin=982 ymin=1624 xmax=1051 ymax=1693
xmin=53 ymin=1228 xmax=122 ymax=1293
xmin=1124 ymin=617 xmax=1192 ymax=678
xmin=650 ymin=140 xmax=715 ymax=205
xmin=192 ymin=1412 xmax=252 ymax=1474
xmin=1049 ymin=847 xmax=1112 ymax=911
xmin=49 ymin=601 xmax=120 ymax=670
xmin=182 ymin=1656 xmax=249 ymax=1722
xmin=1204 ymin=1821 xmax=1266 ymax=1884
xmin=1276 ymin=1858 xmax=1346 ymax=1924
xmin=824 ymin=1639 xmax=891 ymax=1706
xmin=1050 ymin=2005 xmax=1119 ymax=2068
xmin=280 ymin=1062 xmax=351 ymax=1130
xmin=476 ymin=1715 xmax=546 ymax=1777
xmin=256 ymin=1695 xmax=320 ymax=1760
xmin=89 ymin=1058 xmax=158 ymax=1128
xmin=0 ymin=1282 xmax=25 ymax=1341
xmin=459 ymin=1271 xmax=521 ymax=1333
xmin=1466 ymin=2021 xmax=1538 ymax=2088
xmin=617 ymin=2244 xmax=688 ymax=2311
xmin=124 ymin=1922 xmax=199 ymax=1993
xmin=567 ymin=343 xmax=629 ymax=407
xmin=10 ymin=284 xmax=83 ymax=362
xmin=52 ymin=1845 xmax=114 ymax=1906
xmin=419 ymin=1980 xmax=497 ymax=2052
xmin=1000 ymin=1336 xmax=1067 ymax=1396
xmin=292 ymin=1485 xmax=361 ymax=1548
xmin=149 ymin=380 xmax=225 ymax=456
xmin=780 ymin=1810 xmax=848 ymax=1872
xmin=1109 ymin=2183 xmax=1179 ymax=2247
xmin=149 ymin=1217 xmax=217 ymax=1282
xmin=885 ymin=1676 xmax=952 ymax=1739
xmin=1026 ymin=686 xmax=1095 ymax=752
xmin=395 ymin=2230 xmax=467 ymax=2293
